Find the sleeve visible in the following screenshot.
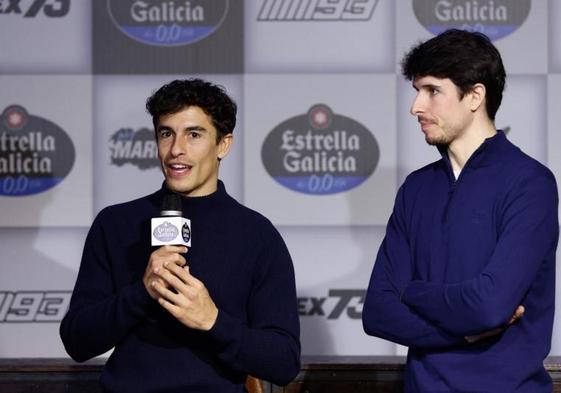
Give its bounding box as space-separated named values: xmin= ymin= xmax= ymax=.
xmin=205 ymin=224 xmax=300 ymax=386
xmin=401 ymin=169 xmax=559 ymax=336
xmin=59 ymin=209 xmax=156 ymax=362
xmin=362 ymin=184 xmax=464 ymax=349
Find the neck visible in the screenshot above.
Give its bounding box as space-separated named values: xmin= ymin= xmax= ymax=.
xmin=447 ymin=117 xmax=497 ymax=173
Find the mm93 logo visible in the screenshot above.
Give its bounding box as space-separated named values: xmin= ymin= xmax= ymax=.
xmin=107 ymin=0 xmax=229 ymax=46
xmin=0 ymin=105 xmax=75 ymax=196
xmin=0 ymin=291 xmax=71 ymax=322
xmin=257 ymin=0 xmax=379 ymax=21
xmin=261 ymin=104 xmax=379 ymax=195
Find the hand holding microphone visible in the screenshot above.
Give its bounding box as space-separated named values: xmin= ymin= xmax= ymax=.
xmin=144 ymin=194 xmax=191 ymax=300
xmin=152 ymin=262 xmax=219 ymax=331
xmin=146 ymin=194 xmax=218 ymax=330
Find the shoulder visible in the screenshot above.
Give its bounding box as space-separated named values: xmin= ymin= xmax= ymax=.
xmin=224 ymin=196 xmax=281 ymax=239
xmin=502 ymin=145 xmax=557 ymax=192
xmin=216 ymin=194 xmax=288 ymax=258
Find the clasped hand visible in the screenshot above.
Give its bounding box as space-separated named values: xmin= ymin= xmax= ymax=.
xmin=143 ymin=245 xmax=218 ymax=331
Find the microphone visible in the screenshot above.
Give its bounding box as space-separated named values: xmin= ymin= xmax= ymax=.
xmin=151 ymin=193 xmax=191 ymax=247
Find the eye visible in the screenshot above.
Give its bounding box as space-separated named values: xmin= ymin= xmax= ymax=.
xmin=430 ymin=87 xmax=440 ymax=96
xmin=159 ymin=129 xmax=172 ymax=139
xmin=188 ymin=131 xmax=201 ymax=139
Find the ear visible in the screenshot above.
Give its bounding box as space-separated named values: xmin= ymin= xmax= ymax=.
xmin=469 ymin=83 xmax=486 ymax=113
xmin=217 ymin=133 xmax=233 ymax=161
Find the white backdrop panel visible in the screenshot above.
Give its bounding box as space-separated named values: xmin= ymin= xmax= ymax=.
xmin=280 ymin=226 xmax=396 ymax=355
xmin=94 ymin=75 xmax=244 ymax=214
xmin=0 ymin=227 xmax=88 ymax=357
xmin=245 ymin=0 xmax=395 ymax=73
xmin=0 ymin=0 xmax=559 ymax=359
xmin=244 ymin=74 xmax=397 ymax=226
xmin=0 ymin=1 xmax=91 ymax=73
xmin=0 ymin=75 xmax=93 ymax=226
xmin=550 ymin=0 xmax=561 ymax=72
xmin=548 ymin=74 xmax=561 ymax=355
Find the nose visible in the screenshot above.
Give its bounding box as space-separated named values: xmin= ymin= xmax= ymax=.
xmin=170 ymin=134 xmax=186 ymax=157
xmin=410 ymin=93 xmax=424 ymax=117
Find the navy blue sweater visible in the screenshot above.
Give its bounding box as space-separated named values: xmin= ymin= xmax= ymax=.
xmin=363 ymin=132 xmax=559 ymax=392
xmin=60 ymin=181 xmax=300 ymax=392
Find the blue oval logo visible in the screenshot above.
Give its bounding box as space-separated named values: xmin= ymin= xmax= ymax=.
xmin=107 ymin=0 xmax=229 ymax=47
xmin=261 ymin=104 xmax=379 ymax=195
xmin=413 ymin=0 xmax=531 ymax=41
xmin=0 ymin=105 xmax=75 ymax=197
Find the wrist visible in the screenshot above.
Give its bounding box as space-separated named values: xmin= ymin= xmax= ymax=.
xmin=203 ymin=307 xmax=219 ymax=331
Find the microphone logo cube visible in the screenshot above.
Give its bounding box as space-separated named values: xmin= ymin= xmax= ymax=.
xmin=151 ymin=216 xmax=191 ymax=247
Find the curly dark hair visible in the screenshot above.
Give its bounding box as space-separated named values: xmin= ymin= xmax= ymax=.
xmin=146 ymin=78 xmax=237 ymax=143
xmin=401 ymin=29 xmax=506 ymax=120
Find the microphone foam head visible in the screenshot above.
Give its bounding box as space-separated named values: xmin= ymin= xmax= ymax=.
xmin=161 ymin=193 xmax=182 ymax=216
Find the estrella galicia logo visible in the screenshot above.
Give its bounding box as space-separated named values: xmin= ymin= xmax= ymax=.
xmin=109 ymin=128 xmax=159 ymax=170
xmin=107 ymin=0 xmax=229 ymax=46
xmin=182 ymin=222 xmax=191 ymax=243
xmin=413 ymin=0 xmax=531 ymax=40
xmin=0 ymin=0 xmax=70 ymax=18
xmin=0 ymin=105 xmax=75 ymax=197
xmin=261 ymin=104 xmax=379 ymax=195
xmin=153 ymin=221 xmax=179 ymax=242
xmin=258 ymin=0 xmax=378 ymax=21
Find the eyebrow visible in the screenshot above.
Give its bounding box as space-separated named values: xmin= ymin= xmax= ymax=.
xmin=184 ymin=126 xmax=207 ymax=132
xmin=413 ymin=82 xmax=441 ymax=91
xmin=156 ymin=125 xmax=208 ymax=133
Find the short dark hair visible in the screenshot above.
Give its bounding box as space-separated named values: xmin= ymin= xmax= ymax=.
xmin=401 ymin=29 xmax=505 ymax=120
xmin=146 ymin=78 xmax=237 ymax=143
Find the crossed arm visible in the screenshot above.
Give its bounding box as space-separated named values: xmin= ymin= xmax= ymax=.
xmin=400 ymin=172 xmax=558 ymax=337
xmin=362 ymin=171 xmax=558 ymax=348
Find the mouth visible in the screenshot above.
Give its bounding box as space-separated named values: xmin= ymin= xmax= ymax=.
xmin=166 ymin=163 xmax=193 ymax=177
xmin=418 ymin=118 xmax=434 ymax=132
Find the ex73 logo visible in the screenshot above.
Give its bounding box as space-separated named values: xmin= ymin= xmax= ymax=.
xmin=298 ymin=289 xmax=365 ymax=319
xmin=0 ymin=0 xmax=69 ymax=17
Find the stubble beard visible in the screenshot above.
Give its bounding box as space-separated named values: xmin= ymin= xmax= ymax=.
xmin=425 ymin=132 xmax=450 ymax=146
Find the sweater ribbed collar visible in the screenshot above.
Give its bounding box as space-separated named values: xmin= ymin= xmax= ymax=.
xmin=157 ymin=180 xmax=230 ymax=217
xmin=438 ymin=130 xmax=508 ymax=177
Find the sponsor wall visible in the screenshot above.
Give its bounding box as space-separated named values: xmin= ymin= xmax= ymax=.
xmin=0 ymin=0 xmax=559 ymax=359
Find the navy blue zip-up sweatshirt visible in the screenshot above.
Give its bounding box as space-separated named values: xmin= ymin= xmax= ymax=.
xmin=60 ymin=181 xmax=301 ymax=392
xmin=363 ymin=131 xmax=559 ymax=392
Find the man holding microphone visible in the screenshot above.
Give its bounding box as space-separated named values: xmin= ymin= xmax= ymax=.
xmin=61 ymin=79 xmax=300 ymax=392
